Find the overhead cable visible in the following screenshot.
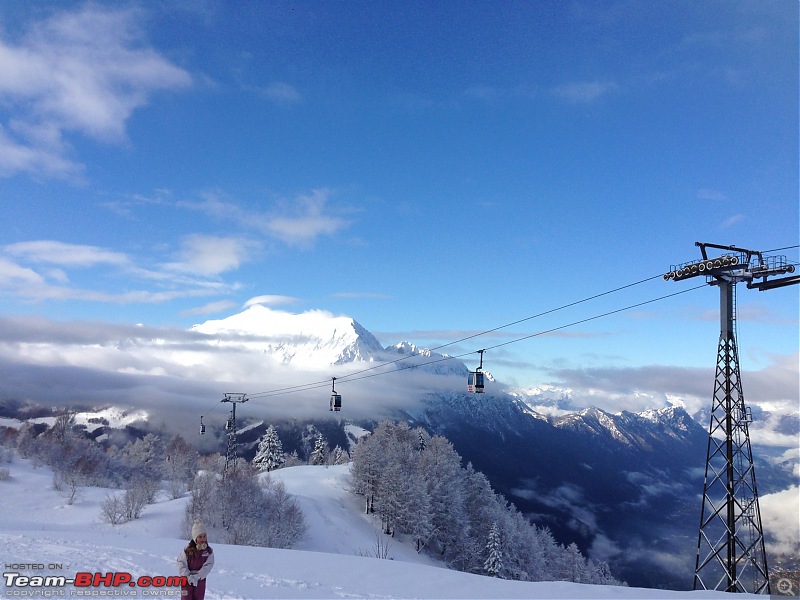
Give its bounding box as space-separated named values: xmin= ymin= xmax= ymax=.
xmin=248 ymin=283 xmax=706 ymax=398
xmin=250 ymin=272 xmax=665 ymax=398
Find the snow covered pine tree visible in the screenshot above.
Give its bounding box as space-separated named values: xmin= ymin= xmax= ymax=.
xmin=252 ymin=426 xmax=285 ymax=472
xmin=309 ymin=433 xmax=328 ymax=466
xmin=484 ymin=522 xmax=503 ymax=578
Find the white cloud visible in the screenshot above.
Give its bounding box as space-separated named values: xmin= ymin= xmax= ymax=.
xmin=760 ymin=485 xmax=800 ymax=556
xmin=4 ymin=240 xmax=130 ymax=267
xmin=0 ymin=314 xmax=455 ymax=423
xmin=0 ymin=4 xmax=191 ymax=179
xmin=545 ymin=353 xmax=799 ymax=448
xmin=697 ymin=189 xmax=727 ymax=201
xmin=721 ymin=214 xmax=744 ymax=228
xmin=0 ymin=257 xmax=45 ymax=286
xmin=588 ymin=533 xmax=623 ymax=563
xmin=0 ymin=239 xmax=237 ymax=305
xmin=266 ymin=189 xmax=348 ymax=246
xmin=180 ymin=189 xmax=350 ymax=247
xmin=43 ymin=268 xmax=69 ymax=283
xmin=513 ymin=481 xmax=599 ymax=531
xmin=259 ymin=81 xmax=302 ymax=105
xmin=3 ymin=284 xmax=226 ymax=305
xmin=0 ymin=124 xmax=83 ymax=179
xmin=243 ymin=295 xmax=301 ymax=308
xmin=100 ymin=189 xmax=174 ymax=219
xmin=165 ymin=234 xmax=258 ymax=276
xmin=180 ymin=300 xmax=238 ymax=317
xmin=551 ymin=80 xmax=618 ymax=104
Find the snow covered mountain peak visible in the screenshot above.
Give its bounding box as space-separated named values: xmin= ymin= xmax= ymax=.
xmin=388 ymin=341 xmax=432 ymax=356
xmin=637 ymin=405 xmax=694 ymax=431
xmin=385 ymin=341 xmax=469 ymax=377
xmin=190 ymin=306 xmax=473 ymax=376
xmin=192 ymin=305 xmax=386 ymax=368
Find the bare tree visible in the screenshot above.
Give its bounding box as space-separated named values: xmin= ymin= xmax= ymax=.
xmin=165 ymin=434 xmax=199 ymax=499
xmin=100 ymin=493 xmax=125 ymax=525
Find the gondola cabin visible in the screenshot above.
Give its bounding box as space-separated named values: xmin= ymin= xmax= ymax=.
xmin=468 ymin=349 xmax=487 ymax=393
xmin=330 ymin=377 xmax=342 ymax=411
xmin=199 ymin=416 xmax=206 ymax=435
xmin=467 ymin=370 xmax=485 ymax=393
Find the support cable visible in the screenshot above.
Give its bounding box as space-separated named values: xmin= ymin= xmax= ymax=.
xmin=237 ymin=243 xmax=796 ymax=402
xmin=247 ymin=273 xmax=664 ymax=399
xmin=761 ymin=244 xmax=799 ymax=253
xmin=248 ymin=284 xmax=705 ymax=398
xmin=417 ymin=273 xmax=666 ymax=354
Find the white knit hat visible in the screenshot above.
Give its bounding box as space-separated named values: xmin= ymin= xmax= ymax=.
xmin=191 ymin=519 xmax=207 ymax=542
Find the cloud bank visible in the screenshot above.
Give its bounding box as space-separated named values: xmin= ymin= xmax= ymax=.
xmin=0 ymin=312 xmax=795 ymax=453
xmin=0 ymin=315 xmax=463 ymax=440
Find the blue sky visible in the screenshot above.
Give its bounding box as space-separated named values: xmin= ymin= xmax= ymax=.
xmin=0 ymin=1 xmax=797 ymax=417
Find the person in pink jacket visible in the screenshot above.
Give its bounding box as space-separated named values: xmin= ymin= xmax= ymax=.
xmin=177 ymin=519 xmax=215 ymax=600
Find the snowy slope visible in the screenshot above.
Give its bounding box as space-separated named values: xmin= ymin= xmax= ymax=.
xmin=0 ymin=456 xmax=745 ymax=599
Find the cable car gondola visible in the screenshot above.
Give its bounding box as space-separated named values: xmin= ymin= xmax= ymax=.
xmin=467 ymin=349 xmax=486 ymax=393
xmin=330 ymin=377 xmax=342 ymax=411
xmin=199 ymin=415 xmax=206 ymax=435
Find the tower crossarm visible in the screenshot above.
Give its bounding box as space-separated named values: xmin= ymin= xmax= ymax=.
xmin=663 ymin=241 xmax=797 ymax=290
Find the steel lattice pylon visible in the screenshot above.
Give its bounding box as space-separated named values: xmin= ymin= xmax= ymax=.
xmin=693 ymin=281 xmax=770 ymax=594
xmin=221 ymin=393 xmax=248 ymax=481
xmin=665 ymin=242 xmax=798 ymax=594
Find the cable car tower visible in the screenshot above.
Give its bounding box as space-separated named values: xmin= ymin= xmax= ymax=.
xmin=221 ymin=392 xmax=248 ymax=480
xmin=665 ymin=242 xmax=798 ymax=594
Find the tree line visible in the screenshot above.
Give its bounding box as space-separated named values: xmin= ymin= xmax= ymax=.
xmin=1 ymin=410 xmax=622 ymax=584
xmin=350 ymin=420 xmax=622 ymax=584
xmin=252 ymin=424 xmax=349 ymax=471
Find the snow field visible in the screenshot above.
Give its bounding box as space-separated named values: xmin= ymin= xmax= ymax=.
xmin=1 ymin=456 xmax=752 ymax=599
